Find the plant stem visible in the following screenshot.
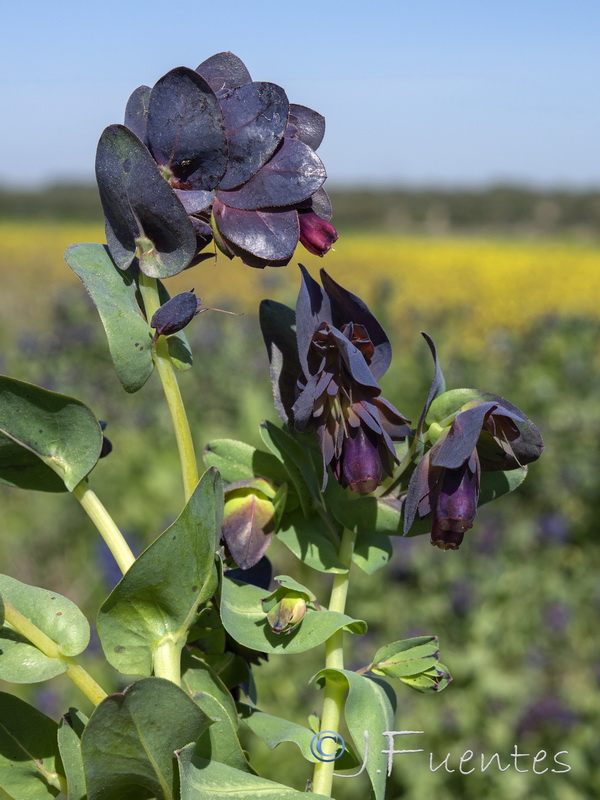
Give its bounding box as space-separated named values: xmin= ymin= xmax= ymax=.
xmin=73 ymin=481 xmax=135 ymax=574
xmin=138 ymin=273 xmax=199 ymax=502
xmin=153 ymin=637 xmax=182 ymax=686
xmin=3 ymin=601 xmax=108 ymax=706
xmin=312 ymin=526 xmax=357 ymax=798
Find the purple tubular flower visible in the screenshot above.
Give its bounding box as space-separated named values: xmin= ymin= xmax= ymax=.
xmin=98 ymin=52 xmax=337 ymax=275
xmin=261 ymin=267 xmax=410 ymax=493
xmin=404 ymin=395 xmax=543 ymax=548
xmin=430 ymin=449 xmax=480 ymax=550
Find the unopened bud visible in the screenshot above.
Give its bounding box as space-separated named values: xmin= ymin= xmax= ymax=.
xmin=266 ymin=593 xmax=307 ymax=635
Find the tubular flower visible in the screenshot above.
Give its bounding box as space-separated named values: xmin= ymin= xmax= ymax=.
xmin=404 ymin=398 xmax=544 ymax=549
xmin=261 ymin=266 xmax=410 ymax=492
xmin=95 ymin=52 xmax=335 ymax=276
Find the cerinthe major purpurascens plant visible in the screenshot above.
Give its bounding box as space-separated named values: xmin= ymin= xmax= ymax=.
xmin=0 ymin=52 xmax=543 ymax=800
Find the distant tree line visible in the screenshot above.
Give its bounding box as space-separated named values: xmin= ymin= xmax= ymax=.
xmin=1 ymin=182 xmax=599 ymax=236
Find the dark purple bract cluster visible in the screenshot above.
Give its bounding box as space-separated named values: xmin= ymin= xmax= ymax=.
xmin=95 ymin=52 xmax=337 ymax=278
xmin=261 ymin=267 xmax=410 ymax=493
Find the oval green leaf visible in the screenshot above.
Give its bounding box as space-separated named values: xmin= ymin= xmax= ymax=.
xmin=57 ymin=708 xmax=88 ymax=800
xmin=177 ymin=744 xmax=333 ymax=799
xmin=276 ymin=509 xmax=346 ymax=573
xmin=352 ymin=533 xmax=393 ymax=574
xmin=0 ymin=628 xmax=66 ymax=683
xmin=0 ymin=574 xmax=90 ymax=657
xmin=312 ymin=669 xmax=395 ymax=800
xmin=0 ymin=376 xmax=102 ymax=492
xmin=0 ymin=693 xmax=63 ymax=799
xmin=203 ymin=438 xmax=289 ymax=485
xmin=97 ymin=468 xmax=222 ymax=675
xmin=259 ymin=421 xmax=320 ymax=515
xmin=181 ymin=651 xmax=237 ymax=729
xmin=371 ymin=636 xmax=440 ymax=678
xmin=65 ymin=242 xmax=154 ymax=393
xmin=192 ymin=691 xmax=254 ymax=773
xmin=81 ymin=677 xmax=211 ymax=800
xmin=236 ymin=703 xmax=356 ymax=769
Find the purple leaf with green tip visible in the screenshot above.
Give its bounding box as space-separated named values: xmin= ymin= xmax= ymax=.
xmin=95 ymin=124 xmax=197 ymax=277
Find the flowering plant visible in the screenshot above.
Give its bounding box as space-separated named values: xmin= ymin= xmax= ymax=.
xmin=0 ymin=52 xmax=542 ymax=800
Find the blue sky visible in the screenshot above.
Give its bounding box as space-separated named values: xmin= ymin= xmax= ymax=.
xmin=2 ymin=0 xmax=599 ymax=187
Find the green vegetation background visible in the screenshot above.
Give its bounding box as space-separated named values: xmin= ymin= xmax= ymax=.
xmin=0 ymin=187 xmax=598 ymax=799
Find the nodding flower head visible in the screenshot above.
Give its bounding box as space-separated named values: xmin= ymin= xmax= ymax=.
xmin=404 ymin=396 xmax=544 ymax=549
xmin=261 ymin=266 xmax=410 ymax=492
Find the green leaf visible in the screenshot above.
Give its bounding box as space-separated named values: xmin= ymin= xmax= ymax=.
xmin=97 ymin=468 xmax=222 ymax=675
xmin=371 ymin=636 xmax=440 ymax=678
xmin=237 ymin=703 xmax=357 ymax=769
xmin=0 ymin=575 xmax=90 ymax=658
xmin=181 ymin=652 xmax=237 ymax=729
xmin=177 ymin=744 xmax=333 ymax=799
xmin=192 ymin=692 xmax=254 ymax=773
xmin=425 ymin=388 xmax=483 ymax=425
xmin=352 ymin=533 xmax=393 ymax=574
xmin=238 ymin=703 xmax=318 ymax=761
xmin=0 ymin=629 xmax=66 ymax=683
xmin=312 ymin=669 xmax=395 ymax=800
xmin=81 ymin=677 xmax=211 ymax=800
xmin=65 ymin=242 xmax=154 ymax=393
xmin=329 ymin=493 xmax=403 ymax=536
xmin=398 ymin=662 xmax=452 ymax=693
xmin=0 ymin=692 xmax=63 ymax=799
xmin=57 ymin=708 xmax=88 ymax=800
xmin=220 ymin=578 xmax=366 ymax=655
xmin=203 ymin=438 xmax=289 ymax=485
xmin=479 ymin=466 xmax=528 ymax=504
xmin=276 ymin=509 xmax=346 ymax=573
xmin=157 ymin=279 xmax=193 ymax=371
xmin=0 ymin=594 xmax=4 ymax=627
xmin=0 ymin=376 xmax=102 ymax=492
xmin=259 ymin=421 xmax=320 ymax=515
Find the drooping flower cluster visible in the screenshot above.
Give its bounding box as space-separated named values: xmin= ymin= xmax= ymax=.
xmin=95 ymin=52 xmax=337 ymax=277
xmin=261 ymin=266 xmax=410 ymax=493
xmin=404 ymin=395 xmax=544 ymax=549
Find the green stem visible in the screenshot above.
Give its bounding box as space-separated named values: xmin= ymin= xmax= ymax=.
xmin=3 ymin=601 xmax=108 ymax=706
xmin=153 ymin=637 xmax=182 ymax=686
xmin=73 ymin=481 xmax=135 ymax=574
xmin=138 ymin=273 xmax=199 ymax=502
xmin=312 ymin=527 xmax=357 ymax=798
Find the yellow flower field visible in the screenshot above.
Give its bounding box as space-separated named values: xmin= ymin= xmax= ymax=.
xmin=1 ymin=220 xmax=599 ymax=354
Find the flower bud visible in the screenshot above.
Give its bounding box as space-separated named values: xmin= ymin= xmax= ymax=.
xmin=266 ymin=593 xmax=307 ymax=635
xmin=298 ymin=211 xmax=338 ymax=257
xmin=222 ymin=479 xmax=276 ymax=569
